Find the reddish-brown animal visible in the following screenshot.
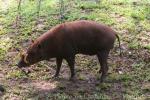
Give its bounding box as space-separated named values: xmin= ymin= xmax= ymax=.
xmin=17 ymin=20 xmax=121 ymax=82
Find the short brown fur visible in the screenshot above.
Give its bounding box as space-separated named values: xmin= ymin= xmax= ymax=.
xmin=18 ymin=20 xmax=120 ymax=82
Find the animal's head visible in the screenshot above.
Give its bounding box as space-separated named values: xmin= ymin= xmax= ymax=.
xmin=17 ymin=41 xmax=43 ymax=68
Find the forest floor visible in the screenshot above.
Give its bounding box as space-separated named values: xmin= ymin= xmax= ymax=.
xmin=0 ymin=0 xmax=150 ymax=99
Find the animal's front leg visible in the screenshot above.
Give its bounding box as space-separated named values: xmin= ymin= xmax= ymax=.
xmin=53 ymin=57 xmax=63 ymax=78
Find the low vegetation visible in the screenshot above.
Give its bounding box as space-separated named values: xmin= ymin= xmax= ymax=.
xmin=0 ymin=0 xmax=150 ymax=99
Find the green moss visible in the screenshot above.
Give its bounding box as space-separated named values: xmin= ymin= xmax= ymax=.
xmin=0 ymin=0 xmax=150 ymax=99
xmin=144 ymin=45 xmax=150 ymax=50
xmin=79 ymin=2 xmax=100 ymax=9
xmin=128 ymin=42 xmax=139 ymax=49
xmin=47 ymin=93 xmax=71 ymax=100
xmin=0 ymin=37 xmax=13 ymax=60
xmin=131 ymin=8 xmax=147 ymax=20
xmin=92 ymin=93 xmax=111 ymax=100
xmin=119 ymin=73 xmax=133 ymax=82
xmin=6 ymin=70 xmax=26 ymax=79
xmin=140 ymin=20 xmax=150 ymax=31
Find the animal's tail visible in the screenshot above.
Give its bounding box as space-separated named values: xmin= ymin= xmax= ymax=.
xmin=115 ymin=34 xmax=122 ymax=56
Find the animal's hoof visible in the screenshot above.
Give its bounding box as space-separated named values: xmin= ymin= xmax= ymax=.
xmin=0 ymin=85 xmax=5 ymax=92
xmin=69 ymin=78 xmax=75 ymax=82
xmin=98 ymin=70 xmax=102 ymax=73
xmin=51 ymin=75 xmax=59 ymax=80
xmin=100 ymin=79 xmax=104 ymax=83
xmin=100 ymin=76 xmax=107 ymax=83
xmin=21 ymin=68 xmax=31 ymax=76
xmin=69 ymin=77 xmax=77 ymax=82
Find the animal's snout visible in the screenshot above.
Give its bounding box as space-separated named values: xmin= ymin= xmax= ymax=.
xmin=17 ymin=60 xmax=28 ymax=68
xmin=17 ymin=61 xmax=22 ymax=68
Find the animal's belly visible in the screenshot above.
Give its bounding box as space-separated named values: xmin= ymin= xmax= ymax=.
xmin=76 ymin=47 xmax=98 ymax=55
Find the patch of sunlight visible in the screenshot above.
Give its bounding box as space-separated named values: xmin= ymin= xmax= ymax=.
xmin=0 ymin=25 xmax=6 ymax=35
xmin=0 ymin=36 xmax=12 ymax=56
xmin=31 ymin=81 xmax=58 ymax=90
xmin=6 ymin=70 xmax=25 ymax=79
xmin=0 ymin=0 xmax=17 ymax=11
xmin=41 ymin=0 xmax=58 ymax=9
xmin=47 ymin=0 xmax=58 ymax=6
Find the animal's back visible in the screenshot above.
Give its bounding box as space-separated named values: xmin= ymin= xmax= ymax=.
xmin=52 ymin=20 xmax=116 ymax=55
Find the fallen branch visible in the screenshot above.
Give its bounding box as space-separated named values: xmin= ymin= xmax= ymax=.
xmin=37 ymin=0 xmax=42 ymax=19
xmin=15 ymin=0 xmax=22 ymax=28
xmin=59 ymin=0 xmax=65 ymax=23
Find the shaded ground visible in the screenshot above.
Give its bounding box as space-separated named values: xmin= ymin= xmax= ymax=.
xmin=0 ymin=0 xmax=150 ymax=99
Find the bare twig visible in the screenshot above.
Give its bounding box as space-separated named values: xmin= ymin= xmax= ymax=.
xmin=59 ymin=0 xmax=65 ymax=23
xmin=95 ymin=0 xmax=100 ymax=3
xmin=37 ymin=0 xmax=42 ymax=19
xmin=18 ymin=0 xmax=22 ymax=11
xmin=16 ymin=0 xmax=22 ymax=28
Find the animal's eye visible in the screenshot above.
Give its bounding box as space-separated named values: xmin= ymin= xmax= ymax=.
xmin=29 ymin=52 xmax=34 ymax=56
xmin=38 ymin=44 xmax=41 ymax=49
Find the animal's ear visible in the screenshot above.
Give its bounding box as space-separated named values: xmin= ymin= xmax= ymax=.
xmin=31 ymin=40 xmax=34 ymax=43
xmin=19 ymin=52 xmax=23 ymax=57
xmin=20 ymin=50 xmax=23 ymax=56
xmin=19 ymin=50 xmax=25 ymax=57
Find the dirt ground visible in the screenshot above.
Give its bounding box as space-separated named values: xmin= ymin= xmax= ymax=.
xmin=0 ymin=0 xmax=150 ymax=99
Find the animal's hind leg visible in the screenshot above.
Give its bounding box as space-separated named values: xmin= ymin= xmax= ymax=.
xmin=97 ymin=50 xmax=110 ymax=82
xmin=65 ymin=56 xmax=75 ymax=81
